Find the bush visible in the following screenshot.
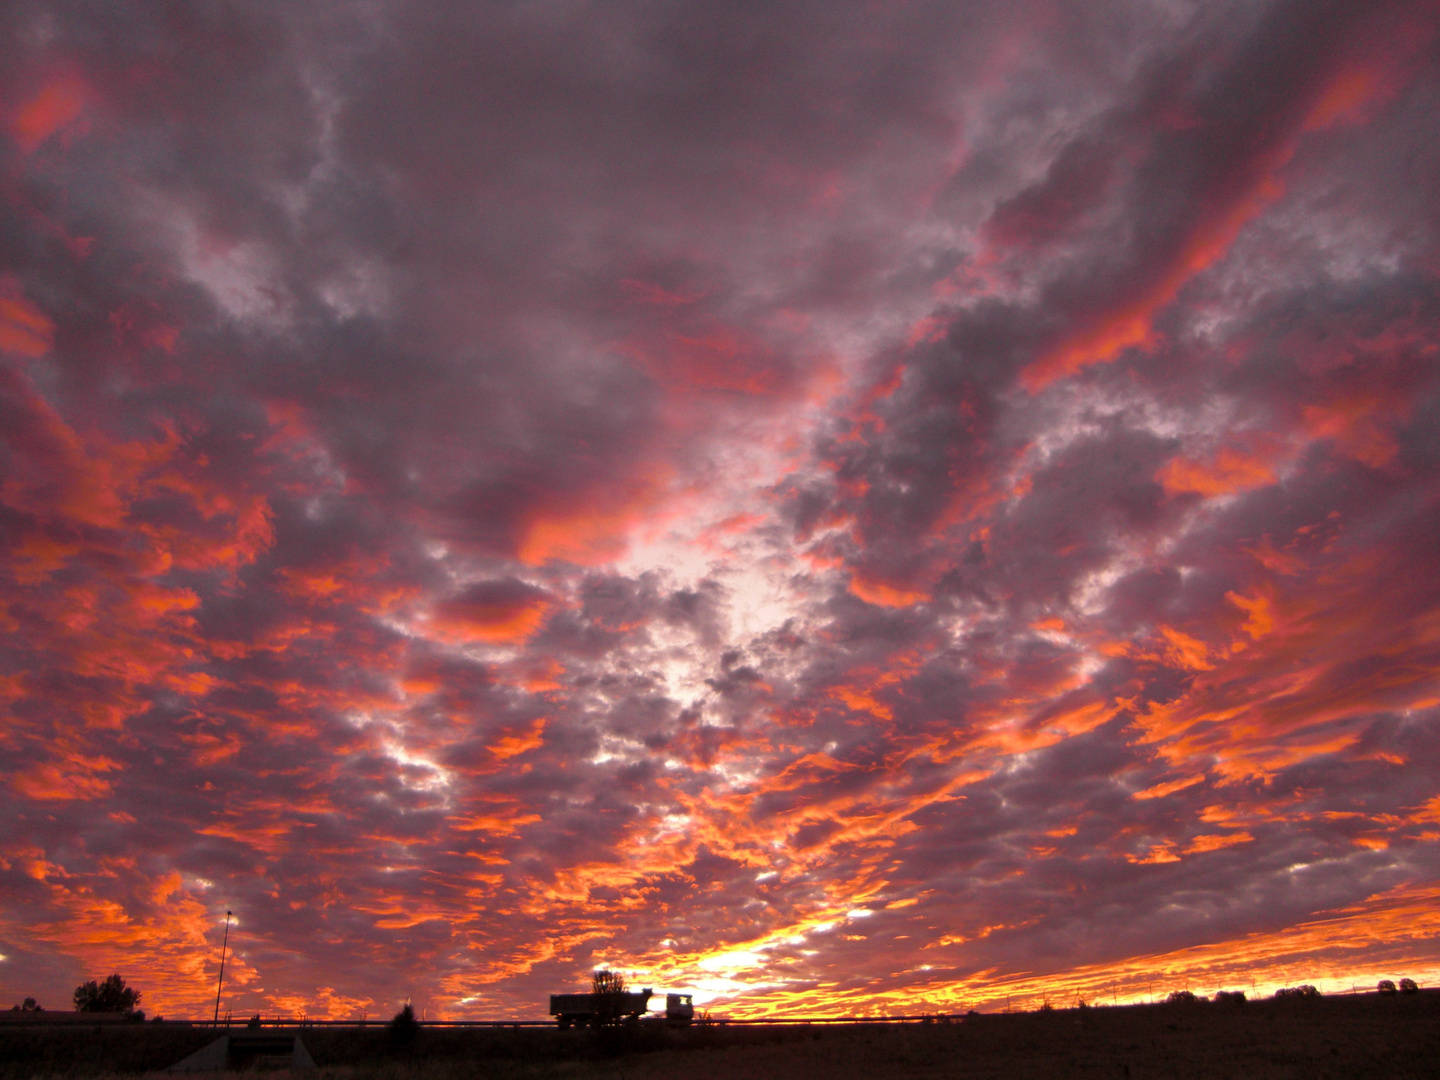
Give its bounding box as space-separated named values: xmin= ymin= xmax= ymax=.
xmin=73 ymin=975 xmax=141 ymax=1014
xmin=1399 ymin=978 xmax=1419 ymax=994
xmin=1274 ymin=984 xmax=1320 ymax=1000
xmin=389 ymin=1002 xmax=420 ymax=1047
xmin=1378 ymin=980 xmax=1397 ymax=996
xmin=1166 ymin=990 xmax=1198 ymax=1005
xmin=1214 ymin=990 xmax=1246 ymax=1005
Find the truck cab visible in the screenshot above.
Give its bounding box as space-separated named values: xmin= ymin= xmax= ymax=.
xmin=665 ymin=993 xmax=694 ymax=1026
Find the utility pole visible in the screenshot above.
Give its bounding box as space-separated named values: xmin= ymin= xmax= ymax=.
xmin=213 ymin=911 xmax=233 ymax=1026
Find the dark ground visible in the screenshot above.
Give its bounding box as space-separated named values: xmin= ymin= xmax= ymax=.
xmin=2 ymin=992 xmax=1438 ymax=1080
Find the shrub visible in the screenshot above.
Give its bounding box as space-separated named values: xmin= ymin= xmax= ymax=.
xmin=389 ymin=1002 xmax=420 ymax=1047
xmin=1399 ymin=978 xmax=1419 ymax=994
xmin=1214 ymin=990 xmax=1246 ymax=1005
xmin=1274 ymin=984 xmax=1320 ymax=1000
xmin=1378 ymin=980 xmax=1397 ymax=996
xmin=1166 ymin=990 xmax=1198 ymax=1005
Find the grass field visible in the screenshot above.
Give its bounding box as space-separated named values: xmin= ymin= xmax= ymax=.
xmin=3 ymin=992 xmax=1438 ymax=1080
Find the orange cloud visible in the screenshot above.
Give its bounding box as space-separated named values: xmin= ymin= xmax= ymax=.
xmin=490 ymin=718 xmax=546 ymax=761
xmin=829 ymin=684 xmax=893 ymax=721
xmin=429 ymin=579 xmax=553 ymax=644
xmin=517 ymin=465 xmax=675 ymax=566
xmin=1184 ymin=831 xmax=1254 ymax=854
xmin=848 ymin=574 xmax=929 ymax=607
xmin=1132 ymin=774 xmax=1206 ymax=801
xmin=12 ymin=759 xmax=117 ymax=801
xmin=1225 ymin=590 xmax=1274 ymax=642
xmin=1158 ymin=449 xmax=1277 ymax=497
xmin=1158 ymin=626 xmax=1216 ymax=671
xmin=1024 ymin=305 xmax=1160 ymax=390
xmin=1128 ymin=843 xmax=1181 ymax=865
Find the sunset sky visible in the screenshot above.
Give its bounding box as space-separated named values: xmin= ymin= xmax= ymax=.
xmin=4 ymin=0 xmax=1440 ymax=1021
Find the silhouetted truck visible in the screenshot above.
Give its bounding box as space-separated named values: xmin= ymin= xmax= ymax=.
xmin=549 ymin=989 xmax=695 ymax=1027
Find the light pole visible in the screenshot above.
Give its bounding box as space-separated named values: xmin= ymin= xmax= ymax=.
xmin=213 ymin=911 xmax=233 ymax=1027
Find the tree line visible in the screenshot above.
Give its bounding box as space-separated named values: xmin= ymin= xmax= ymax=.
xmin=7 ymin=974 xmax=144 ymax=1019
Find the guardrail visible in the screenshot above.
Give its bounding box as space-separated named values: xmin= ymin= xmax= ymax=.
xmin=205 ymin=1020 xmax=558 ymax=1028
xmin=197 ymin=1013 xmax=970 ymax=1028
xmin=704 ymin=1014 xmax=967 ymax=1024
xmin=0 ymin=1014 xmax=972 ymax=1029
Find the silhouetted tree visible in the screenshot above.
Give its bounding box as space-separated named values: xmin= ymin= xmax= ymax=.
xmin=1166 ymin=990 xmax=1198 ymax=1005
xmin=389 ymin=1002 xmax=419 ymax=1047
xmin=10 ymin=997 xmax=43 ymax=1011
xmin=73 ymin=975 xmax=141 ymax=1014
xmin=591 ymin=969 xmax=628 ymax=1027
xmin=1378 ymin=979 xmax=1398 ymax=995
xmin=1399 ymin=978 xmax=1419 ymax=994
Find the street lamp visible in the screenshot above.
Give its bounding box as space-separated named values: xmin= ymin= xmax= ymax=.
xmin=213 ymin=911 xmax=233 ymax=1026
